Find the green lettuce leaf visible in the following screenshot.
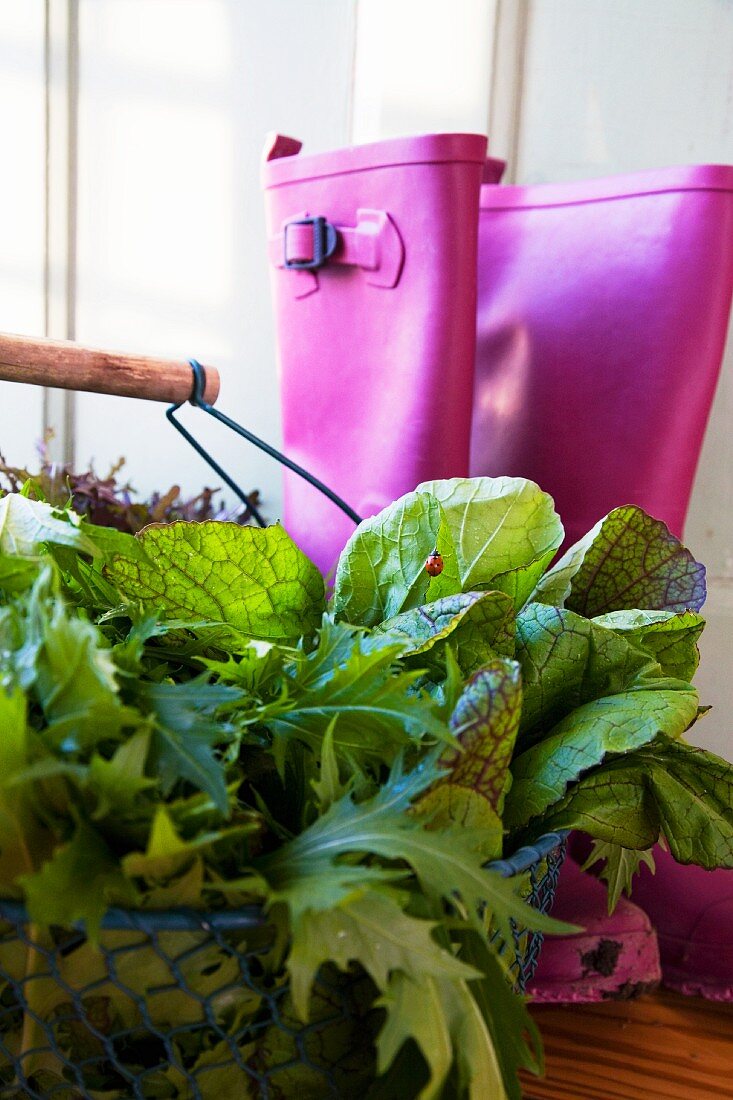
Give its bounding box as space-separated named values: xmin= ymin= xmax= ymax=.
xmin=375 ymin=590 xmax=515 ymax=674
xmin=105 ymin=521 xmax=325 ymax=640
xmin=0 ymin=553 xmax=39 ymax=593
xmin=332 ymin=490 xmax=460 ymax=628
xmin=516 ymin=602 xmax=666 ymax=740
xmin=416 ymin=477 xmax=563 ymax=608
xmin=534 ymin=506 xmax=706 ymax=615
xmin=0 ymin=494 xmax=100 ymax=558
xmin=417 ymin=659 xmax=522 ymax=843
xmin=590 ymin=609 xmax=704 ymax=682
xmin=538 ymin=739 xmax=733 ymax=869
xmin=505 ymin=680 xmax=698 ymax=828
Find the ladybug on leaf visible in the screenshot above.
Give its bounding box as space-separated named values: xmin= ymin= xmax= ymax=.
xmin=425 ymin=548 xmax=444 ymax=577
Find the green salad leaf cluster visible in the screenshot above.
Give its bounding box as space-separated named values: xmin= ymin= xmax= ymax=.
xmin=0 ymin=475 xmax=731 ymax=1098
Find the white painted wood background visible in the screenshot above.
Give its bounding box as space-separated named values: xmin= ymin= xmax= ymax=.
xmin=0 ymin=0 xmax=731 ymax=754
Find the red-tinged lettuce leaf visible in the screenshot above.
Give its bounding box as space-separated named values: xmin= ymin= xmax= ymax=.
xmin=417 ymin=660 xmax=522 ymax=843
xmin=533 ymin=505 xmax=706 ymax=616
xmin=375 ymin=590 xmax=515 ymax=672
xmin=416 ymin=477 xmax=563 ymax=610
xmin=536 ymin=739 xmax=733 ymax=870
xmin=105 ymin=521 xmax=325 ymax=641
xmin=505 ymin=680 xmax=699 ymax=829
xmin=515 ymin=602 xmax=665 ymax=741
xmin=332 ymin=490 xmax=461 ymax=628
xmin=20 ymin=820 xmax=138 ymax=938
xmin=590 ymin=609 xmax=704 ymax=682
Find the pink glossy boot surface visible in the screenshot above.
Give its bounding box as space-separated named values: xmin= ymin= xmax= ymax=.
xmin=628 ymin=846 xmax=733 ymax=1001
xmin=528 ymin=857 xmax=661 ymax=1004
xmin=471 ymin=164 xmax=733 ymax=547
xmin=263 ymin=132 xmax=487 ymax=574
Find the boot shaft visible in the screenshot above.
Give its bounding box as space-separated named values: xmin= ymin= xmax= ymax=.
xmin=263 ymin=132 xmax=487 ymax=573
xmin=471 ymin=164 xmax=733 ymax=546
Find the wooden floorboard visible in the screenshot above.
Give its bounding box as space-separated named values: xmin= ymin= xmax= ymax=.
xmin=521 ymin=990 xmax=733 ymax=1099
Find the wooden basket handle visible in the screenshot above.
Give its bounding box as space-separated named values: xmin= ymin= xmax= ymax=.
xmin=0 ymin=332 xmax=220 ymax=405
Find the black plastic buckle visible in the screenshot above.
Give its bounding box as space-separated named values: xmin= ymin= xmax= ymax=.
xmin=283 ymin=216 xmax=338 ymax=270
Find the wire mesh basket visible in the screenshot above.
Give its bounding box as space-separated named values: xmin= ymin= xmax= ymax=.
xmin=0 ymin=831 xmax=566 ymax=1100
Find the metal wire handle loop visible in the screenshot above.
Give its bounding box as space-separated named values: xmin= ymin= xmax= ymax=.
xmin=165 ymin=360 xmax=363 ymax=529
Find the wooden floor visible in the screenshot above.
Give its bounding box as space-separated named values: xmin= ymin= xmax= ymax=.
xmin=522 ymin=990 xmax=733 ymax=1099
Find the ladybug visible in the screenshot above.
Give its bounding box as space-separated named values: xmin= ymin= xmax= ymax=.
xmin=425 ymin=548 xmax=444 ymax=577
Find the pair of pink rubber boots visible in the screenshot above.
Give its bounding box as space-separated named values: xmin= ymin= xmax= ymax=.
xmin=262 ymin=133 xmax=733 ymax=1003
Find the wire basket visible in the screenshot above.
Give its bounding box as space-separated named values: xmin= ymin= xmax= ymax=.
xmin=0 ymin=832 xmax=566 ymax=1100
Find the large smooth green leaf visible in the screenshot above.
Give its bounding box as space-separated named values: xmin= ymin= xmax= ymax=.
xmin=416 ymin=477 xmax=563 ymax=607
xmin=534 ymin=506 xmax=706 ymax=616
xmin=0 ymin=494 xmax=99 ymax=558
xmin=516 ymin=603 xmax=664 ymax=740
xmin=591 ymin=609 xmax=704 ymax=682
xmin=505 ymin=681 xmax=699 ymax=828
xmin=538 ymin=740 xmax=733 ymax=870
xmin=105 ymin=521 xmax=325 ymax=640
xmin=375 ymin=589 xmax=515 ymax=673
xmin=332 ymin=491 xmax=460 ymax=628
xmin=418 ymin=659 xmax=522 ymax=843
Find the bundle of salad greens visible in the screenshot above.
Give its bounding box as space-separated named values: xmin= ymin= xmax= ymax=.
xmin=1 ymin=474 xmax=732 ymax=1099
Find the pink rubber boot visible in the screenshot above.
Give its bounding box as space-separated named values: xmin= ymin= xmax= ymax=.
xmin=529 ymin=858 xmax=661 ymax=1003
xmin=471 ymin=162 xmax=733 ymax=547
xmin=628 ymin=847 xmax=733 ymax=1000
xmin=262 ymin=131 xmax=487 ymax=574
xmin=473 ymin=161 xmax=733 ymax=1003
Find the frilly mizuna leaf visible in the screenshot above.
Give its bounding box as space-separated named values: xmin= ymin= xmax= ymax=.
xmin=105 ymin=521 xmax=325 ymax=640
xmin=505 ymin=681 xmax=699 ymax=828
xmin=375 ymin=970 xmax=506 ymax=1100
xmin=332 ymin=491 xmax=460 ymax=628
xmin=418 ymin=659 xmax=522 ymax=842
xmin=0 ymin=494 xmax=100 ymax=558
xmin=20 ymin=820 xmax=138 ymax=938
xmin=416 ymin=477 xmax=563 ymax=607
xmin=581 ymin=840 xmax=655 ymax=913
xmin=287 ymin=892 xmax=478 ymax=1022
xmin=590 ymin=609 xmax=704 ymax=682
xmin=375 ymin=589 xmax=515 ymax=672
xmin=533 ymin=505 xmax=706 ymax=616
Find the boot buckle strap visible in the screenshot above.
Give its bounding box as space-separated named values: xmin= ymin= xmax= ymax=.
xmin=272 ymin=209 xmax=404 ymax=289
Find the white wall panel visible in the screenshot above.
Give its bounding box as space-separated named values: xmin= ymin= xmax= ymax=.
xmin=74 ymin=0 xmax=356 ymax=519
xmin=510 ymin=0 xmax=733 ymax=755
xmin=0 ymin=2 xmax=46 ymax=468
